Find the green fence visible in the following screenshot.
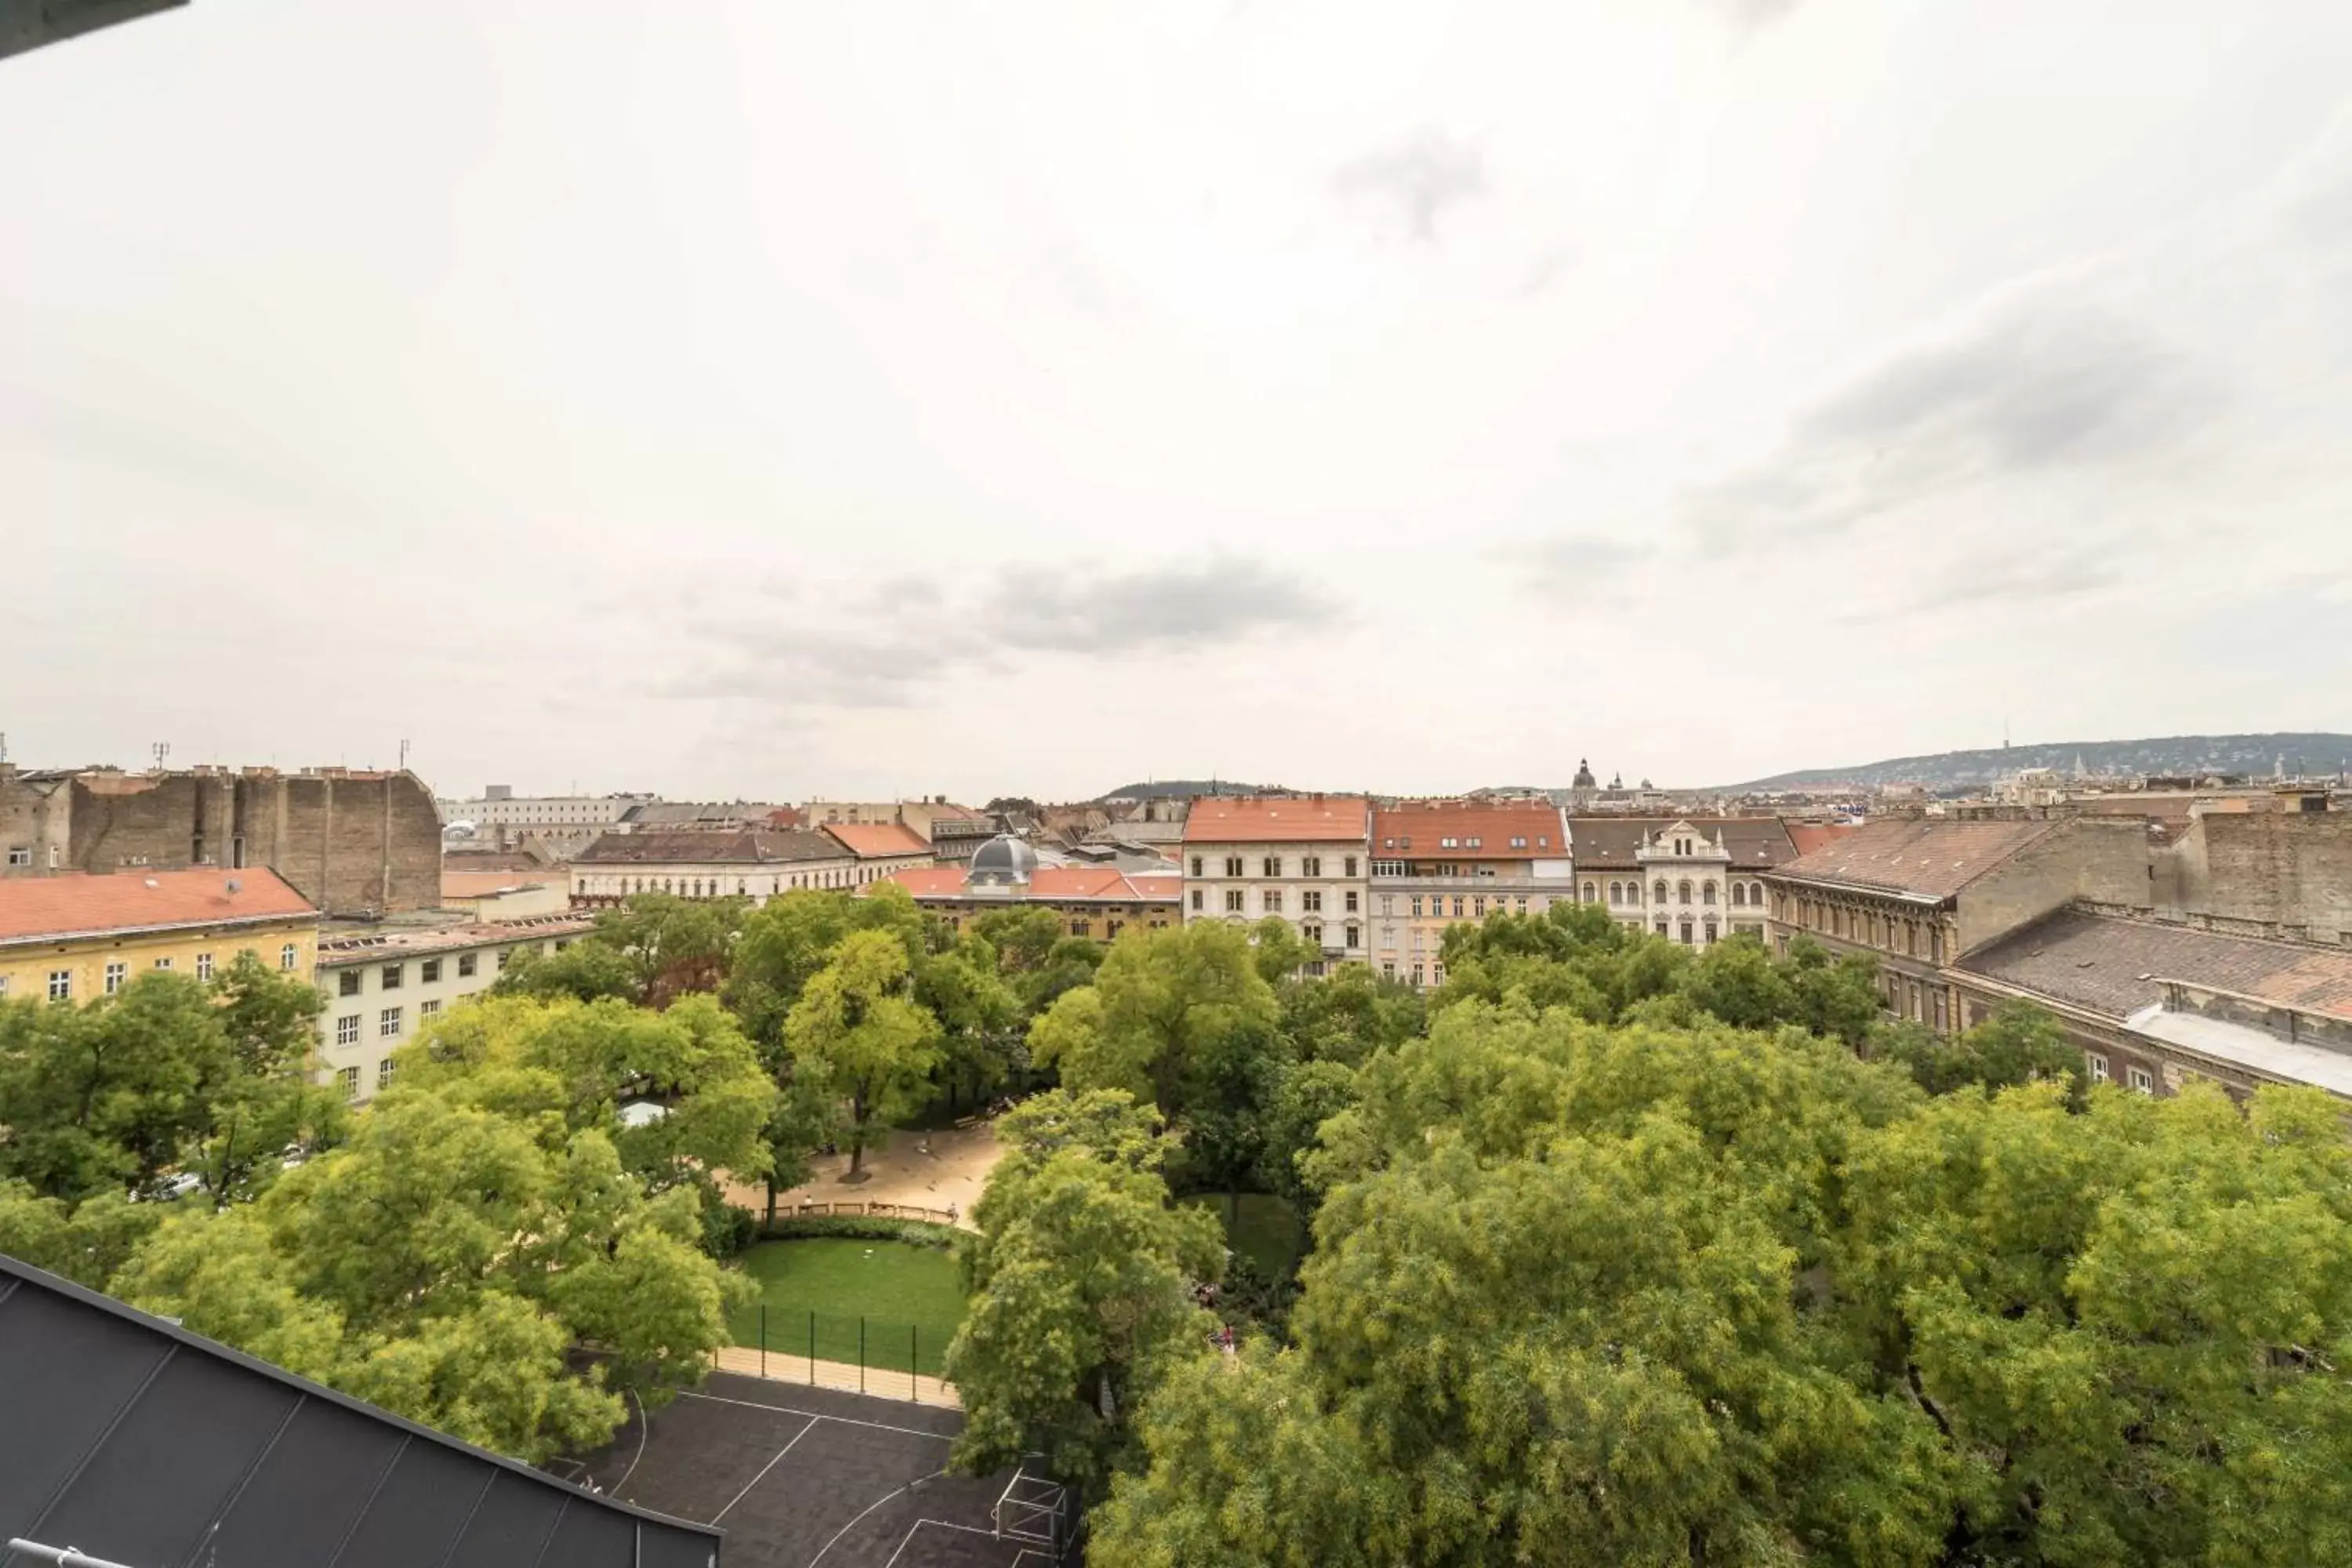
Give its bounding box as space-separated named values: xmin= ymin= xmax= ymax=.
xmin=741 ymin=1305 xmax=950 ymax=1382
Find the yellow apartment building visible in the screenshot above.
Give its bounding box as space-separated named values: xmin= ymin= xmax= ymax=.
xmin=0 ymin=866 xmax=320 ymax=1004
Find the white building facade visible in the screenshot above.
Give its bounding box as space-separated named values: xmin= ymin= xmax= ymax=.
xmin=1181 ymin=796 xmax=1372 ymax=974
xmin=568 ymin=829 xmax=862 ymax=907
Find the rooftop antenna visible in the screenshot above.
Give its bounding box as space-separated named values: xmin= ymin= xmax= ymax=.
xmin=0 ymin=731 xmax=8 ymax=764
xmin=398 ymin=739 xmax=410 ymax=771
xmin=151 ymin=740 xmax=171 ymax=772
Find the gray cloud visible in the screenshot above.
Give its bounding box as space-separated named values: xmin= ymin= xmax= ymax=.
xmin=1684 ymin=289 xmax=2223 ymax=546
xmin=1509 ymin=535 xmax=1657 ymax=595
xmin=1332 ymin=129 xmax=1487 ymax=243
xmin=662 ymin=557 xmax=1340 ymax=713
xmin=981 ymin=559 xmax=1341 ymax=654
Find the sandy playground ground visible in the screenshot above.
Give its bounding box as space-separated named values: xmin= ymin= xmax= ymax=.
xmin=724 ymin=1120 xmax=1003 ymax=1232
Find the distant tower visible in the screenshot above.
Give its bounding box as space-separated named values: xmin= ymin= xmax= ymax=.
xmin=1570 ymin=757 xmax=1598 ymax=810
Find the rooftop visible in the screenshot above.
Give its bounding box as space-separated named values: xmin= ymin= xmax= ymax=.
xmin=1960 ymin=906 xmax=2352 ymax=1023
xmin=575 ymin=829 xmax=848 ymax=866
xmin=439 ymin=869 xmax=556 ymax=898
xmin=882 ymin=865 xmax=1182 ymax=904
xmin=317 ymin=915 xmax=599 ymax=965
xmin=0 ymin=1254 xmax=715 ymax=1568
xmin=823 ymin=822 xmax=932 ymax=859
xmin=1182 ymin=795 xmax=1370 ymax=844
xmin=0 ymin=867 xmax=317 ymax=947
xmin=2125 ymin=1004 xmax=2352 ymax=1098
xmin=1569 ymin=816 xmax=1799 ymax=870
xmin=1372 ymin=800 xmax=1566 ymax=858
xmin=1766 ymin=816 xmax=2063 ymax=899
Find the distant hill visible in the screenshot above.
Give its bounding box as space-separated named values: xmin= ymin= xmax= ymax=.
xmin=1097 ymin=779 xmax=1292 ymax=800
xmin=1724 ymin=733 xmax=2352 ymax=793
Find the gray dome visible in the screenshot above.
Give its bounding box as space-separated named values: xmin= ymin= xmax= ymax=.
xmin=967 ymin=833 xmax=1039 ymax=887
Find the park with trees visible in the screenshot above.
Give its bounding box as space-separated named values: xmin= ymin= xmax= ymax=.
xmin=5 ymin=886 xmax=2351 ymax=1563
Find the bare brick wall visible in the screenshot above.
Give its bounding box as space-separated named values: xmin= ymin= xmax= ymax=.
xmin=0 ymin=768 xmax=441 ymax=916
xmin=2158 ymin=815 xmax=2352 ymax=942
xmin=1958 ymin=819 xmax=2151 ymax=955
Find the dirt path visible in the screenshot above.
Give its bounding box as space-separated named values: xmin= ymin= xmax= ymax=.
xmin=708 ymin=1345 xmax=960 ymax=1409
xmin=724 ymin=1120 xmax=1004 ymax=1232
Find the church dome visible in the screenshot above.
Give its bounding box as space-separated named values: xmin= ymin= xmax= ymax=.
xmin=1571 ymin=757 xmax=1597 ymax=789
xmin=966 ymin=833 xmax=1040 ymax=887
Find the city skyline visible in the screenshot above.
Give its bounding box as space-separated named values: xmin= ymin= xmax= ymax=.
xmin=5 ymin=1 xmax=2350 ymax=800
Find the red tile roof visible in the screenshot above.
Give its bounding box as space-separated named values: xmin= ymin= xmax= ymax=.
xmin=1768 ymin=817 xmax=2064 ymax=900
xmin=1784 ymin=822 xmax=1861 ymax=858
xmin=880 ymin=866 xmax=1181 ymax=905
xmin=1182 ymin=796 xmax=1370 ymax=844
xmin=1371 ymin=800 xmax=1566 ymax=858
xmin=0 ymin=868 xmax=317 ymax=946
xmin=824 ymin=822 xmax=931 ymax=859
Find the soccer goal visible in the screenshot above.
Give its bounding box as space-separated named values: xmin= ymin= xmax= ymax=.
xmin=992 ymin=1465 xmax=1071 ymax=1554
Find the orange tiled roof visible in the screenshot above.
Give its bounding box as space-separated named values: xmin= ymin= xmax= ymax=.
xmin=0 ymin=867 xmax=317 ymax=946
xmin=1182 ymin=796 xmax=1370 ymax=844
xmin=824 ymin=822 xmax=931 ymax=858
xmin=1372 ymin=800 xmax=1566 ymax=858
xmin=880 ymin=866 xmax=1181 ymax=905
xmin=441 ymin=870 xmax=554 ymax=898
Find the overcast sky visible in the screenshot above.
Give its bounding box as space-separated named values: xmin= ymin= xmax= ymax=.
xmin=6 ymin=1 xmax=2350 ymax=802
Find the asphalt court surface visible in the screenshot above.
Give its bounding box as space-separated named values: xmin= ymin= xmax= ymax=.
xmin=571 ymin=1372 xmax=1067 ymax=1567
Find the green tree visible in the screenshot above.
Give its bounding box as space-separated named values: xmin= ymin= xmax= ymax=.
xmin=945 ymin=1089 xmax=1223 ymax=1490
xmin=589 ymin=892 xmax=746 ymax=1005
xmin=493 ymin=939 xmax=641 ymax=1004
xmin=1245 ymin=916 xmax=1317 ymax=983
xmin=784 ymin=930 xmax=942 ymax=1174
xmin=192 ymin=951 xmax=347 ymax=1207
xmin=916 ymin=936 xmax=1025 ymax=1109
xmin=1677 ymin=930 xmax=1800 ymax=1030
xmin=1026 ymin=921 xmax=1279 ymax=1111
xmin=1784 ymin=934 xmax=1882 ymax=1046
xmin=1276 ymin=961 xmax=1424 ymax=1068
xmin=0 ymin=1180 xmax=156 ymax=1289
xmin=1874 ymin=1000 xmax=2085 ymax=1100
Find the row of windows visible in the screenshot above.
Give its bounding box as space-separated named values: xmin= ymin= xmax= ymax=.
xmin=336 ymin=947 xmax=512 ymax=995
xmin=1189 ymin=855 xmax=1362 ymax=879
xmin=1795 ymin=898 xmax=1946 ymax=963
xmin=16 ymin=941 xmax=302 ymax=1004
xmin=332 ymin=1057 xmax=403 ymax=1099
xmin=1190 ymin=887 xmax=1359 ymax=915
xmin=336 ymin=997 xmax=445 ymax=1050
xmin=1380 ymin=960 xmax=1447 ymax=987
xmin=583 ymin=865 xmax=885 ymax=899
xmin=2082 ymin=1053 xmax=2155 ymax=1094
xmin=1594 ymin=879 xmax=1767 ymax=909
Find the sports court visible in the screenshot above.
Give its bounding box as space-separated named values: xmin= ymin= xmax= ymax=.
xmin=560 ymin=1371 xmax=1073 ymax=1568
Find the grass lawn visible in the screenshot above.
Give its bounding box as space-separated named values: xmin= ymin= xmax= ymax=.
xmin=727 ymin=1239 xmax=966 ymax=1375
xmin=1184 ymin=1192 xmax=1303 ymax=1279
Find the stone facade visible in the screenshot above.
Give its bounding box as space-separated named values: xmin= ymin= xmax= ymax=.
xmin=2153 ymin=812 xmax=2352 ymax=944
xmin=0 ymin=764 xmax=442 ymax=917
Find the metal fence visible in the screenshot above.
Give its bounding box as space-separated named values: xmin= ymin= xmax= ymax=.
xmin=764 ymin=1200 xmax=962 ymax=1228
xmin=724 ymin=1305 xmax=959 ymax=1406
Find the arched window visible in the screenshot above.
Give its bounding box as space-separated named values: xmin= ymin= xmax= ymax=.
xmin=1653 ymin=879 xmax=1669 ymax=903
xmin=1751 ymin=882 xmax=1765 ymax=906
xmin=1583 ymin=881 xmax=1597 ymax=903
xmin=1677 ymin=879 xmax=1693 ymax=903
xmin=1701 ymin=881 xmax=1717 ymax=906
xmin=1730 ymin=883 xmax=1746 ymax=906
xmin=1608 ymin=881 xmax=1622 ymax=905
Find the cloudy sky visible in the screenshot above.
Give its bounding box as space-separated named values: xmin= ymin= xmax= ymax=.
xmin=6 ymin=1 xmax=2350 ymax=802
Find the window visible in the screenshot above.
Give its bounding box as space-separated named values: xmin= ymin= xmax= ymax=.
xmin=2128 ymin=1066 xmax=2154 ymax=1095
xmin=1472 ymin=896 xmax=1486 ymax=917
xmin=421 ymin=957 xmax=441 ymax=983
xmin=1301 ymin=923 xmax=1322 ymax=947
xmin=1730 ymin=884 xmax=1745 ymax=906
xmin=2085 ymin=1053 xmax=2109 ymax=1084
xmin=1607 ymin=881 xmax=1622 ymax=906
xmin=1509 ymin=836 xmax=1527 ymax=848
xmin=1069 ymin=920 xmax=1091 ymax=938
xmin=338 ymin=969 xmax=361 ymax=996
xmin=497 ymin=949 xmax=512 ymax=970
xmin=1190 ymin=855 xmax=1203 ymax=877
xmin=153 ymin=956 xmax=172 ymax=970
xmin=1451 ymin=896 xmax=1465 ymax=918
xmin=1439 ymin=837 xmax=1457 ymax=849
xmin=1345 ymin=923 xmax=1360 ymax=949
xmin=419 ymin=999 xmax=442 ymax=1019
xmin=1679 ymin=920 xmax=1694 ymax=944
xmin=1302 ymin=855 xmax=1323 ymax=877
xmin=1380 ymin=895 xmax=1394 ymax=916
xmin=280 ymin=942 xmax=299 ymax=971
xmin=1583 ymin=881 xmax=1596 ymax=902
xmin=1653 ymin=879 xmax=1668 ymax=903
xmin=336 ymin=1012 xmax=361 ymax=1046
xmin=379 ymin=1058 xmax=399 ymax=1090
xmin=195 ymin=952 xmax=213 ymax=982
xmin=1344 ymin=856 xmax=1358 ymax=877
xmin=1302 ymin=891 xmax=1323 ymax=913
xmin=458 ymin=952 xmax=477 ymax=978
xmin=1225 ymin=889 xmax=1245 ymax=913
xmin=1345 ymin=890 xmax=1359 ymax=913
xmin=1410 ymin=895 xmax=1424 ymax=917
xmin=1432 ymin=962 xmax=1446 ymax=984
xmin=1655 ymin=920 xmax=1669 ymax=937
xmin=1410 ymin=962 xmax=1425 ymax=986
xmin=1190 ymin=888 xmax=1204 ymax=911
xmin=1702 ymin=919 xmax=1717 ymax=946
xmin=1264 ymin=890 xmax=1284 ymax=913
xmin=336 ymin=1065 xmax=360 ymax=1099
xmin=1929 ymin=929 xmax=1944 ymax=964
xmin=380 ymin=964 xmax=404 ymax=990
xmin=1262 ymin=855 xmax=1282 ymax=877
xmin=104 ymin=960 xmax=127 ymax=996
xmin=5 ymin=846 xmax=28 ymax=866
xmin=45 ymin=968 xmax=71 ymax=1002
xmin=1677 ymin=879 xmax=1693 ymax=903
xmin=379 ymin=1006 xmax=403 ymax=1038
xmin=1225 ymin=856 xmax=1244 ymax=877
xmin=1382 ymin=961 xmax=1396 ymax=980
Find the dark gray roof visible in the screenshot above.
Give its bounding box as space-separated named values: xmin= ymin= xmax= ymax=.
xmin=1567 ymin=817 xmax=1798 ymax=872
xmin=1958 ymin=907 xmax=2352 ymax=1023
xmin=575 ymin=829 xmax=845 ymax=866
xmin=0 ymin=1254 xmax=718 ymax=1568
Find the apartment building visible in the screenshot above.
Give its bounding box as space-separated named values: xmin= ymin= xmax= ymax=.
xmin=1568 ymin=817 xmax=1799 ymax=943
xmin=1368 ymin=800 xmax=1573 ymax=986
xmin=880 ymin=837 xmax=1179 ymax=939
xmin=314 ymin=915 xmax=597 ymax=1101
xmin=568 ymin=829 xmax=860 ymax=906
xmin=820 ymin=822 xmax=937 ymax=885
xmin=0 ymin=867 xmax=318 ymax=1004
xmin=1181 ymin=795 xmax=1371 ymax=973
